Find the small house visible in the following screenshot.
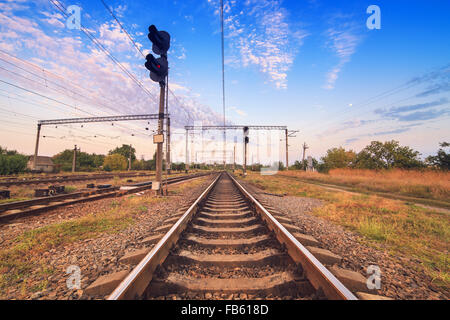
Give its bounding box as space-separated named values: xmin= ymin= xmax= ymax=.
xmin=27 ymin=156 xmax=55 ymax=173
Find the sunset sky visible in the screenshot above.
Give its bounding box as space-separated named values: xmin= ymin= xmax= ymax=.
xmin=0 ymin=0 xmax=449 ymax=164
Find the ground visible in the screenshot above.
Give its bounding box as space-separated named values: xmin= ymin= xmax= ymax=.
xmin=0 ymin=170 xmax=448 ymax=300
xmin=0 ymin=175 xmax=214 ymax=300
xmin=240 ymin=171 xmax=449 ymax=299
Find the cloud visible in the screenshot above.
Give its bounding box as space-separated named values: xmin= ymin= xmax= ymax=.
xmin=372 ymin=128 xmax=411 ymax=136
xmin=324 ymin=16 xmax=363 ymax=89
xmin=0 ymin=3 xmax=224 ymax=130
xmin=40 ymin=11 xmax=65 ymax=28
xmin=345 ymin=138 xmax=359 ymax=144
xmin=229 ymin=106 xmax=247 ymax=117
xmin=375 ymin=98 xmax=449 ymax=122
xmin=209 ymin=0 xmax=308 ymax=89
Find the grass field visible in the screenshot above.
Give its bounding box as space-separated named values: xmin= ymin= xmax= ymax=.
xmin=244 ymin=172 xmax=449 ymax=289
xmin=279 ymin=169 xmax=450 ymax=204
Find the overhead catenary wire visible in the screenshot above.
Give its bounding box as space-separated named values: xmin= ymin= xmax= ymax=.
xmin=99 ymin=0 xmax=194 ymax=125
xmin=0 ymin=50 xmax=155 ymax=136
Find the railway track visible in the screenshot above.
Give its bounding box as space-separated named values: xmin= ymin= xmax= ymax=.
xmin=0 ymin=172 xmax=212 ymax=224
xmin=0 ymin=172 xmax=155 ymax=187
xmin=107 ymin=172 xmax=357 ymax=300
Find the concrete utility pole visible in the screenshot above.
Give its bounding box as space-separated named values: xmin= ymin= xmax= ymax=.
xmin=302 ymin=142 xmax=309 ymax=170
xmin=185 ymin=128 xmax=189 ymax=173
xmin=155 ymin=83 xmax=166 ymax=192
xmin=285 ymin=129 xmax=289 ymax=171
xmin=243 ymin=138 xmax=248 ymax=176
xmin=166 ymin=117 xmax=171 ymax=174
xmin=72 ymin=145 xmax=77 ymax=173
xmin=128 ymin=144 xmax=132 ymax=171
xmin=233 ymin=144 xmax=236 ymax=172
xmin=33 ymin=124 xmax=42 ymax=171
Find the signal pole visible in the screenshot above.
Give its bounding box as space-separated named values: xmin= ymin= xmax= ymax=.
xmin=155 ymin=82 xmax=165 ymax=191
xmin=145 ymin=24 xmax=170 ymax=192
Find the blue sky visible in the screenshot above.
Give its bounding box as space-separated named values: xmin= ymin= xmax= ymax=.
xmin=0 ymin=0 xmax=449 ymax=164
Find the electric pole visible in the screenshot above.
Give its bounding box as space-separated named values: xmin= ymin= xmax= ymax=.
xmin=72 ymin=145 xmax=77 ymax=173
xmin=33 ymin=124 xmax=41 ymax=171
xmin=302 ymin=142 xmax=309 ymax=170
xmin=128 ymin=144 xmax=132 ymax=171
xmin=285 ymin=129 xmax=289 ymax=171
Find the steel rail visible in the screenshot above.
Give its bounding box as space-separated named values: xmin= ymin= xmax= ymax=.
xmin=108 ymin=173 xmax=222 ymax=300
xmin=227 ymin=173 xmax=358 ymax=300
xmin=0 ymin=173 xmax=213 ymax=223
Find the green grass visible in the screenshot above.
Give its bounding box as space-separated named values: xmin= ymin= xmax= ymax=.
xmin=0 ymin=198 xmax=29 ymax=204
xmin=0 ymin=193 xmax=168 ymax=298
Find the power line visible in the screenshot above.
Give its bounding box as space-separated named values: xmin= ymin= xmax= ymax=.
xmin=49 ymin=0 xmax=159 ymax=105
xmin=0 ymin=55 xmax=153 ymax=138
xmin=98 ymin=0 xmax=194 ymax=124
xmin=100 ymin=0 xmax=145 ymax=57
xmin=220 ymin=0 xmax=226 ymax=166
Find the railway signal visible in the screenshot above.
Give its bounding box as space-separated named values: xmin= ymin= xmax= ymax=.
xmin=243 ymin=127 xmax=249 ymax=176
xmin=145 ymin=25 xmax=171 ymax=193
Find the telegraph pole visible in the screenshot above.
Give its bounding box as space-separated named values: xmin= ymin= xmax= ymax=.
xmin=72 ymin=145 xmax=77 ymax=173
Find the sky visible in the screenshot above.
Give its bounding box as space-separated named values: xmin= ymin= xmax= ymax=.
xmin=0 ymin=0 xmax=449 ymax=165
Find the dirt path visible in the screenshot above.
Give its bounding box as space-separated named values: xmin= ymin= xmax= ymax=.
xmin=279 ymin=175 xmax=450 ymax=215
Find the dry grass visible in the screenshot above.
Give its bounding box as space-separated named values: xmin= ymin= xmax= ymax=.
xmin=244 ymin=172 xmax=449 ymax=289
xmin=280 ymin=169 xmax=450 ymax=203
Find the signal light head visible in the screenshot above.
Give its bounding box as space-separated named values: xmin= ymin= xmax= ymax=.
xmin=148 ymin=25 xmax=170 ymax=55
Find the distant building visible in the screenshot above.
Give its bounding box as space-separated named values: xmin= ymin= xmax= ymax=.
xmin=27 ymin=156 xmax=55 ymax=173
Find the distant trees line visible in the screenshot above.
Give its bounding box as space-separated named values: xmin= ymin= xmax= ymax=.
xmin=288 ymin=140 xmax=449 ymax=172
xmin=0 ymin=141 xmax=448 ymax=175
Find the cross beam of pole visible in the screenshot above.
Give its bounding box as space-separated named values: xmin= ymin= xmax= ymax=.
xmin=38 ymin=114 xmax=169 ymax=126
xmin=185 ymin=125 xmax=288 ymax=131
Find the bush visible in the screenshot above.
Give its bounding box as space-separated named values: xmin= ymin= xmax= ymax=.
xmin=103 ymin=154 xmax=127 ymax=171
xmin=0 ymin=152 xmax=28 ymax=175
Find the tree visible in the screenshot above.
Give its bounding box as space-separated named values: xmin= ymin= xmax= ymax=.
xmin=109 ymin=145 xmax=136 ymax=162
xmin=321 ymin=147 xmax=356 ymax=171
xmin=103 ymin=154 xmax=128 ymax=171
xmin=426 ymin=142 xmax=450 ymax=170
xmin=0 ymin=146 xmax=28 ymax=175
xmin=53 ymin=149 xmax=105 ymax=172
xmin=354 ymin=140 xmax=423 ymax=169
